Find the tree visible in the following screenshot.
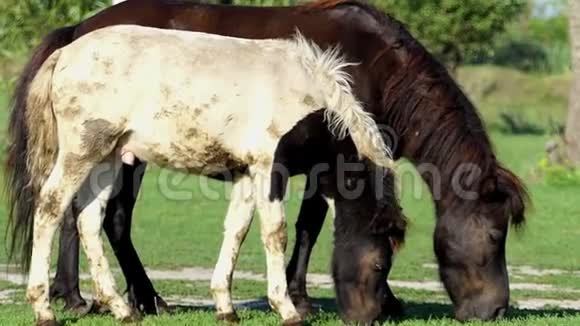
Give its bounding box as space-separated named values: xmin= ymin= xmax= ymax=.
xmin=228 ymin=0 xmax=298 ymax=4
xmin=0 ymin=0 xmax=109 ymax=59
xmin=373 ymin=0 xmax=526 ymax=70
xmin=566 ymin=0 xmax=580 ymax=164
xmin=206 ymin=0 xmax=298 ymax=4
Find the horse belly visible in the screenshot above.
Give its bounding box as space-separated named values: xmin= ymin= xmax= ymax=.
xmin=121 ymin=118 xmax=248 ymax=175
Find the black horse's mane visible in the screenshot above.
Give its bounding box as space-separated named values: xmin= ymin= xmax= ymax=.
xmin=308 ymin=0 xmax=528 ymax=225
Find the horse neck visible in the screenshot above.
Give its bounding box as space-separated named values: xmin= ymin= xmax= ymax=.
xmin=374 ymin=58 xmax=497 ymax=205
xmin=333 ymin=197 xmax=374 ymax=235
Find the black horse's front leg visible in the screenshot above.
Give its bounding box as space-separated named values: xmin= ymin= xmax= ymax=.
xmin=286 ymin=177 xmax=328 ymax=316
xmin=103 ymin=160 xmax=168 ymax=315
xmin=51 ymin=206 xmax=88 ymax=313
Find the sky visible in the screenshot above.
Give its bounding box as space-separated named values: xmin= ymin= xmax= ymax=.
xmin=532 ymin=0 xmax=566 ymax=17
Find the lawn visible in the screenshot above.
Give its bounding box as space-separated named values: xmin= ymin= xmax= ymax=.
xmin=1 ymin=82 xmax=580 ymax=325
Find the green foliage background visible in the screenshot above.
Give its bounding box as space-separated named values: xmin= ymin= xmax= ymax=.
xmin=0 ymin=2 xmax=578 ymax=323
xmin=0 ymin=0 xmax=570 ymax=75
xmin=373 ymin=0 xmax=527 ymax=69
xmin=0 ymin=0 xmax=110 ymax=58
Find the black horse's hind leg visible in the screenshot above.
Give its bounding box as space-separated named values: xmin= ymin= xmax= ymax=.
xmin=51 ymin=206 xmax=88 ymax=313
xmin=286 ymin=177 xmax=328 ymax=316
xmin=51 ymin=161 xmax=167 ymax=315
xmin=103 ymin=160 xmax=168 ymax=315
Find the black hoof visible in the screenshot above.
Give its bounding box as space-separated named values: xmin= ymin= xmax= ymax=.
xmin=49 ymin=285 xmax=87 ymax=311
xmin=36 ymin=319 xmax=58 ymax=326
xmin=67 ymin=302 xmax=92 ymax=317
xmin=282 ymin=317 xmax=303 ymax=326
xmin=154 ymin=295 xmax=170 ymax=315
xmin=291 ymin=296 xmax=313 ymax=317
xmin=87 ymin=300 xmax=111 ymax=315
xmin=121 ymin=311 xmax=143 ymax=324
xmin=216 ymin=312 xmax=240 ymax=323
xmin=129 ymin=292 xmax=169 ymax=315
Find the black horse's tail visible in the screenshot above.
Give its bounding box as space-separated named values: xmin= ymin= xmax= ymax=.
xmin=4 ymin=25 xmax=76 ymax=272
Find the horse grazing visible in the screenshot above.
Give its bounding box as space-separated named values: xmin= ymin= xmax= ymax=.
xmin=8 ymin=25 xmax=392 ymax=325
xmin=214 ymin=111 xmax=408 ymax=323
xmin=5 ymin=0 xmax=529 ymax=322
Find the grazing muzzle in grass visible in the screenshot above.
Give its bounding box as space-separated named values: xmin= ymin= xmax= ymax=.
xmin=333 ymin=238 xmax=395 ymax=324
xmin=330 ymin=162 xmax=406 ymax=324
xmin=434 ymin=167 xmax=527 ymax=321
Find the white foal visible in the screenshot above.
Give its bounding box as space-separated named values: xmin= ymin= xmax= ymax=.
xmin=20 ymin=25 xmax=392 ymax=325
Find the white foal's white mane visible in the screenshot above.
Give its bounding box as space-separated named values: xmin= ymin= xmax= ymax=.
xmin=291 ymin=30 xmax=393 ymax=167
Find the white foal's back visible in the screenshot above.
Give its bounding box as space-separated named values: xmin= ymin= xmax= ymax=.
xmin=22 ymin=24 xmax=394 ymax=326
xmin=50 ymin=25 xmax=392 ymax=175
xmin=51 ymin=26 xmax=330 ymax=173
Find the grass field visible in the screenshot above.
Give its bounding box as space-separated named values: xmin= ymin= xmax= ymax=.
xmin=1 ymin=75 xmax=580 ymax=326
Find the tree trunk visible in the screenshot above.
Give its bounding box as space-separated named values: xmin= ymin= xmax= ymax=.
xmin=566 ymin=0 xmax=580 ymax=164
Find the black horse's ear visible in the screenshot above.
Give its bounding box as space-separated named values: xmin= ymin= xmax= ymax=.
xmin=389 ymin=215 xmax=407 ymax=253
xmin=496 ymin=167 xmax=529 ymax=227
xmin=479 ymin=175 xmax=499 ymax=201
xmin=389 ymin=228 xmax=406 ymax=253
xmin=370 ymin=210 xmax=407 ymax=253
xmin=505 ymin=187 xmax=526 ymax=227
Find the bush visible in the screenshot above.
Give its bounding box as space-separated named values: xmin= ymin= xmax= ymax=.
xmin=471 ymin=39 xmax=570 ymax=75
xmin=498 ymin=112 xmax=545 ymax=135
xmin=373 ymin=0 xmax=527 ymax=69
xmin=486 ymin=39 xmax=548 ymax=72
xmin=0 ymin=0 xmax=110 ymax=59
xmin=528 ymin=10 xmax=569 ymax=44
xmin=537 ymin=158 xmax=580 ymax=187
xmin=466 ymin=2 xmax=571 ymax=75
xmin=0 ymin=0 xmax=304 ymax=85
xmin=542 ymin=41 xmax=571 ymax=75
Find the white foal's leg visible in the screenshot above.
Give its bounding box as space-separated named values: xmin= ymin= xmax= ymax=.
xmin=75 ymin=157 xmax=135 ymax=321
xmin=252 ymin=167 xmax=301 ymax=324
xmin=27 ymin=155 xmax=97 ymax=325
xmin=210 ymin=174 xmax=255 ymax=321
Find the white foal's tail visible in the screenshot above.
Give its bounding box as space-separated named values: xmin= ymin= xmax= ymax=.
xmin=293 ymin=32 xmax=393 ymax=168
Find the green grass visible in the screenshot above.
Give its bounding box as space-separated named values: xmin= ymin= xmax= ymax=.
xmin=0 ymin=91 xmax=7 ymax=149
xmin=456 ymin=65 xmax=569 ymax=133
xmin=2 ymin=281 xmax=580 ymax=325
xmin=2 ymin=292 xmax=580 ymax=326
xmin=1 ymin=67 xmax=580 ymax=324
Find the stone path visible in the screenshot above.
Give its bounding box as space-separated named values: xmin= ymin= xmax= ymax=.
xmin=2 ymin=264 xmax=580 ymax=310
xmin=423 ymin=263 xmax=580 ymax=277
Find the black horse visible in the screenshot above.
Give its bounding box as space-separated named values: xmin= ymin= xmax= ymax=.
xmin=5 ymin=0 xmax=528 ymax=322
xmin=272 ymin=112 xmax=407 ymax=323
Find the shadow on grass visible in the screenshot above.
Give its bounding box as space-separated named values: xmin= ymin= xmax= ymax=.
xmin=400 ymin=301 xmax=580 ymax=321
xmin=154 ymin=297 xmax=580 ymax=324
xmin=168 ymin=296 xmax=271 ymax=314
xmin=306 ymin=298 xmax=580 ymax=321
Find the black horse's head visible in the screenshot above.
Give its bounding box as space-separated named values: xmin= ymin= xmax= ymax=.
xmin=434 ymin=166 xmax=527 ymax=321
xmin=322 ymin=158 xmax=406 ymax=323
xmin=273 ymin=110 xmax=406 ymax=323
